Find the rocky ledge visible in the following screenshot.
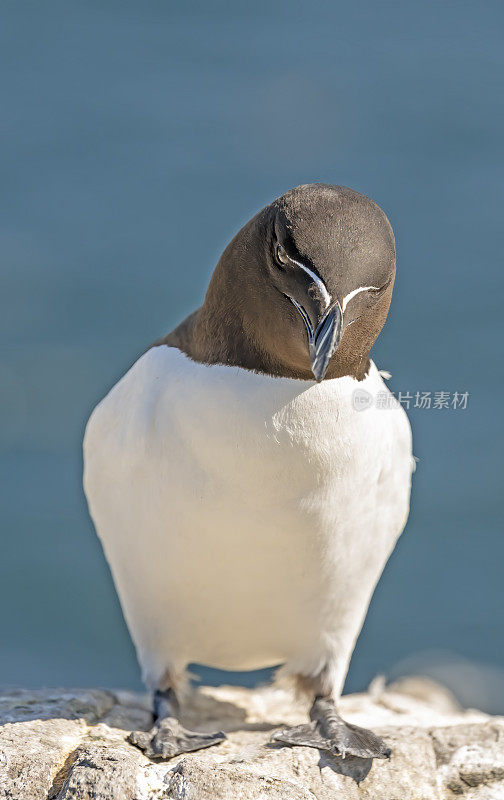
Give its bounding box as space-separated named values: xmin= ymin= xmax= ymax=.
xmin=1 ymin=677 xmax=504 ymax=799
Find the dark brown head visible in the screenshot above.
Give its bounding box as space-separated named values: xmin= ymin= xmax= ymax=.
xmin=165 ymin=183 xmax=396 ymax=381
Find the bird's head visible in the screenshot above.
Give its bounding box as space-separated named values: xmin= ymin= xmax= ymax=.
xmin=204 ymin=183 xmax=396 ymax=381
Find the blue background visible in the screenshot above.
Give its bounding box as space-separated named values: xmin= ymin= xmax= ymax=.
xmin=1 ymin=1 xmax=503 ymax=710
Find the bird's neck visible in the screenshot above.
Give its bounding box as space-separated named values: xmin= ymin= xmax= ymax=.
xmin=151 ymin=305 xmax=370 ymax=382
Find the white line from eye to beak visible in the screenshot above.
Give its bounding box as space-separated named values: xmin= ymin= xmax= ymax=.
xmin=285 ymin=253 xmax=380 ymax=316
xmin=341 ymin=285 xmax=380 ymax=313
xmin=287 ymin=256 xmax=332 ymax=309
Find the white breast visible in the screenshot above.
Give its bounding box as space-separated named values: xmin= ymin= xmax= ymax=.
xmin=84 ymin=346 xmax=413 ymax=694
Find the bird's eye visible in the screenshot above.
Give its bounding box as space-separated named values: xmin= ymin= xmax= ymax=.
xmin=274 ymin=243 xmax=290 ymax=268
xmin=368 ymin=279 xmax=391 ymax=298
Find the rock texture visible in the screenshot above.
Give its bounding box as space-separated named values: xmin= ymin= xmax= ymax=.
xmin=1 ymin=678 xmax=504 ymax=799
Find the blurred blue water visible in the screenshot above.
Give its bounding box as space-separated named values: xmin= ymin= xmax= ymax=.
xmin=1 ymin=1 xmax=503 ymax=707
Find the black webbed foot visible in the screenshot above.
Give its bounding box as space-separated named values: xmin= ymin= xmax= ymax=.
xmin=128 ymin=688 xmax=226 ymax=760
xmin=128 ymin=716 xmax=226 ymax=760
xmin=271 ymin=696 xmax=390 ymax=760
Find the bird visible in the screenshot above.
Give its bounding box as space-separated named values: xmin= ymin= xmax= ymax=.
xmin=83 ymin=183 xmax=413 ymax=762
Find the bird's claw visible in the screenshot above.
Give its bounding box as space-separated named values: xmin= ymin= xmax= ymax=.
xmin=128 ymin=716 xmax=226 ymax=760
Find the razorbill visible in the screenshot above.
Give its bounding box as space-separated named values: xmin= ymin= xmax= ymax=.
xmin=84 ymin=183 xmax=413 ymax=761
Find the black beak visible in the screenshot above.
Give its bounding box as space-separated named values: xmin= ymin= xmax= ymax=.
xmin=289 ymin=298 xmax=343 ymax=381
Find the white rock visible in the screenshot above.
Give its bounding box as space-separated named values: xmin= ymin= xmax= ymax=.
xmin=0 ymin=678 xmax=503 ymax=799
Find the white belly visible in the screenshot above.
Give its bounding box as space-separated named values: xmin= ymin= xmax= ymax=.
xmin=84 ymin=346 xmax=413 ymax=691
